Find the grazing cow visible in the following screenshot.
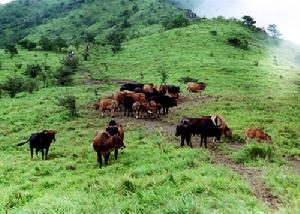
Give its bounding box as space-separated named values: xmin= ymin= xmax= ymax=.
xmin=127 ymin=92 xmax=146 ymax=103
xmin=105 ymin=119 xmax=125 ymax=160
xmin=120 ymin=83 xmax=144 ymax=92
xmin=17 ymin=130 xmax=57 ymax=160
xmin=187 ymin=82 xmax=207 ymax=93
xmin=93 ymin=131 xmax=125 ymax=168
xmin=123 ymin=96 xmax=135 ymax=116
xmin=245 ymin=128 xmax=271 ymax=143
xmin=112 ymin=91 xmax=128 ymax=106
xmin=94 ymin=98 xmax=118 ymax=117
xmin=150 ymin=95 xmax=177 ymax=115
xmin=132 ymin=101 xmax=160 ymax=119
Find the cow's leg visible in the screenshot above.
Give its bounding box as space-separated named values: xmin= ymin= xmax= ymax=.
xmin=204 ymin=137 xmax=208 ymax=148
xmin=41 ymin=149 xmax=44 ymax=160
xmin=104 ymin=153 xmax=110 ymax=165
xmin=97 ymin=152 xmax=102 ymax=168
xmin=166 ymin=107 xmax=169 ymax=114
xmin=187 ymin=135 xmax=192 ymax=148
xmin=200 ymin=137 xmax=203 ymax=147
xmin=124 ymin=108 xmax=127 ymax=116
xmin=114 ymin=149 xmax=118 ymax=160
xmin=30 ymin=147 xmax=34 ymax=159
xmin=180 ymin=136 xmax=185 ymax=147
xmin=45 ymin=147 xmax=49 ymax=160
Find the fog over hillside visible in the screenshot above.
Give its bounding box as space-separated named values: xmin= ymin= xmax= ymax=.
xmin=173 ymin=0 xmax=300 ymax=46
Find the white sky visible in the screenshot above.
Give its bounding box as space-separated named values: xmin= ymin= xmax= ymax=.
xmin=0 ymin=0 xmax=12 ymax=4
xmin=192 ymin=0 xmax=300 ymax=45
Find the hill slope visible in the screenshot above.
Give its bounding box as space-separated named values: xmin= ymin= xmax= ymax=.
xmin=0 ymin=0 xmax=182 ymax=47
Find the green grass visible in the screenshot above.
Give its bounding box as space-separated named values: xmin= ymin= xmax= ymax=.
xmin=0 ymin=17 xmax=299 ymax=212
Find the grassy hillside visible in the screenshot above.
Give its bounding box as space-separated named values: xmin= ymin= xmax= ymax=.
xmin=0 ymin=0 xmax=182 ymax=47
xmin=0 ymin=15 xmax=299 ymax=214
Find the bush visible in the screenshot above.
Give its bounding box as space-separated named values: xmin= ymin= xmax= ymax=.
xmin=54 ymin=95 xmax=77 ymax=116
xmin=178 ymin=76 xmax=198 ymax=84
xmin=53 ymin=66 xmax=74 ymax=86
xmin=209 ymin=30 xmax=218 ymax=36
xmin=162 ymin=14 xmax=190 ymax=30
xmin=158 ymin=66 xmax=168 ymax=84
xmin=231 ymin=144 xmax=276 ymax=164
xmin=24 ymin=64 xmax=42 ymax=78
xmin=227 ymin=37 xmax=249 ymax=50
xmin=4 ymin=44 xmax=18 ymax=58
xmin=60 ymin=55 xmax=80 ymax=69
xmin=24 ymin=79 xmax=38 ymax=93
xmin=0 ymin=75 xmax=25 ymax=98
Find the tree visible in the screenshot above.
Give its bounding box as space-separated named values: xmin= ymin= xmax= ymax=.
xmin=4 ymin=44 xmax=18 ymax=58
xmin=241 ymin=15 xmax=256 ymax=28
xmin=39 ymin=36 xmax=53 ymax=51
xmin=19 ymin=39 xmax=36 ymax=51
xmin=53 ymin=37 xmax=68 ymax=52
xmin=0 ymin=75 xmax=25 ymax=98
xmin=106 ymin=30 xmax=126 ymax=54
xmin=267 ymin=24 xmax=282 ymax=39
xmin=53 ymin=66 xmax=74 ymax=86
xmin=162 ymin=14 xmax=190 ymax=30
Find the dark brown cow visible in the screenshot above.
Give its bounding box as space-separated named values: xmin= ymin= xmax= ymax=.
xmin=187 ymin=82 xmax=207 ymax=93
xmin=245 ymin=128 xmax=271 ymax=143
xmin=93 ymin=131 xmax=125 ymax=168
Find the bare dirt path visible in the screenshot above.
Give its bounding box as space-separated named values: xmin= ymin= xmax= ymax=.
xmin=117 ymin=115 xmax=281 ymax=210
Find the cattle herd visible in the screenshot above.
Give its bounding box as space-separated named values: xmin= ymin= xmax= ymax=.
xmin=17 ymin=81 xmax=272 ymax=168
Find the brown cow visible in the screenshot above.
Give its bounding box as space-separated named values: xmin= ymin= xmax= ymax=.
xmin=93 ymin=98 xmax=118 ymax=117
xmin=127 ymin=92 xmax=146 ymax=103
xmin=245 ymin=128 xmax=271 ymax=144
xmin=93 ymin=131 xmax=125 ymax=168
xmin=187 ymin=82 xmax=207 ymax=93
xmin=112 ymin=91 xmax=128 ymax=105
xmin=132 ymin=101 xmax=160 ymax=119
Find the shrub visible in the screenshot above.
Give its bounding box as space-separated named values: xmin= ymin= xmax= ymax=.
xmin=24 ymin=64 xmax=42 ymax=78
xmin=54 ymin=95 xmax=77 ymax=116
xmin=4 ymin=44 xmax=18 ymax=58
xmin=158 ymin=66 xmax=168 ymax=84
xmin=0 ymin=75 xmax=25 ymax=98
xmin=227 ymin=37 xmax=249 ymax=50
xmin=53 ymin=66 xmax=74 ymax=86
xmin=162 ymin=14 xmax=190 ymax=30
xmin=231 ymin=144 xmax=276 ymax=164
xmin=24 ymin=79 xmax=38 ymax=93
xmin=209 ymin=30 xmax=218 ymax=36
xmin=60 ymin=55 xmax=80 ymax=69
xmin=178 ymin=76 xmax=198 ymax=84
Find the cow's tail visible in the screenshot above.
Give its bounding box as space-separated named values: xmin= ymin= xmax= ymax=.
xmin=17 ymin=139 xmax=30 ymax=146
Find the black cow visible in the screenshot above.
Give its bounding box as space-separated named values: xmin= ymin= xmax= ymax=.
xmin=17 ymin=130 xmax=57 ymax=160
xmin=120 ymin=83 xmax=144 ymax=92
xmin=175 ymin=124 xmax=192 ymax=148
xmin=123 ymin=96 xmax=135 ymax=117
xmin=176 ymin=117 xmax=223 ymax=148
xmin=167 ymin=85 xmax=180 ymax=93
xmin=150 ymin=95 xmax=177 ymax=115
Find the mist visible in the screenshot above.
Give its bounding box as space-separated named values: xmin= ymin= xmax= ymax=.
xmin=174 ymin=0 xmax=300 ymax=46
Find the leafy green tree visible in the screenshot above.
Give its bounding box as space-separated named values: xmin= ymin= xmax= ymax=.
xmin=53 ymin=66 xmax=74 ymax=86
xmin=106 ymin=30 xmax=125 ymax=54
xmin=19 ymin=39 xmax=36 ymax=50
xmin=4 ymin=44 xmax=18 ymax=58
xmin=241 ymin=15 xmax=256 ymax=28
xmin=53 ymin=37 xmax=68 ymax=52
xmin=39 ymin=36 xmax=53 ymax=51
xmin=0 ymin=75 xmax=25 ymax=98
xmin=162 ymin=14 xmax=190 ymax=30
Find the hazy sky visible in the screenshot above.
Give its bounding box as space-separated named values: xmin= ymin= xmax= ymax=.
xmin=187 ymin=0 xmax=300 ymax=45
xmin=0 ymin=0 xmax=11 ymax=4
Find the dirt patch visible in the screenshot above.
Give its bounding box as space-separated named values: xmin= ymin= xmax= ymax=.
xmin=287 ymin=157 xmax=300 ymax=175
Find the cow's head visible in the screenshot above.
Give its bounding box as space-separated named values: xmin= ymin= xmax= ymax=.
xmin=224 ymin=126 xmax=232 ymax=139
xmin=265 ymin=134 xmax=272 ymax=142
xmin=43 ymin=130 xmax=57 ymax=142
xmin=175 ymin=125 xmax=182 ymax=137
xmin=112 ymin=135 xmax=125 ymax=149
